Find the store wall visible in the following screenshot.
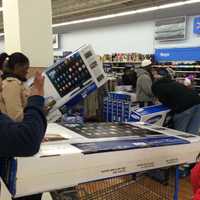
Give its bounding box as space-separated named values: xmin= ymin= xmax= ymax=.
xmin=54 ymin=15 xmax=200 ymax=55
xmin=54 ymin=20 xmax=155 ymax=55
xmin=0 ymin=15 xmax=199 ymax=55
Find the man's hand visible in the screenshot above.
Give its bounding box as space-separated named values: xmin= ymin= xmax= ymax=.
xmin=30 ymin=72 xmax=45 ymax=97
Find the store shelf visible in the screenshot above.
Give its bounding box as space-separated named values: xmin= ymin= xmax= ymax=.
xmin=103 ymin=60 xmax=139 ymax=79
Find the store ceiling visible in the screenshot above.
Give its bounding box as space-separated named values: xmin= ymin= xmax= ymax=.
xmin=52 ymin=0 xmax=184 ymax=24
xmin=0 ymin=0 xmax=194 ymax=32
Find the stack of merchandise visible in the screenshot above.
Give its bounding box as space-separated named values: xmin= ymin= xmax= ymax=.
xmin=103 ymin=92 xmax=171 ymax=126
xmin=102 ymin=53 xmax=153 ymax=63
xmin=103 ymin=92 xmax=136 ymax=122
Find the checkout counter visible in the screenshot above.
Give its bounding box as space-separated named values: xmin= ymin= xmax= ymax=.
xmin=1 ymin=122 xmax=200 ymax=198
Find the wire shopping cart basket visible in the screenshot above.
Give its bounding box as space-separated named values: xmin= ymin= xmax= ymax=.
xmin=50 ymin=166 xmax=179 ymax=200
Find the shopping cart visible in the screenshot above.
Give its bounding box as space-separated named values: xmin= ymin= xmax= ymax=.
xmin=50 ymin=166 xmax=179 ymax=200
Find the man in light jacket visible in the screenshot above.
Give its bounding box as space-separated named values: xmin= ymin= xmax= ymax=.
xmin=136 ymin=59 xmax=154 ymax=107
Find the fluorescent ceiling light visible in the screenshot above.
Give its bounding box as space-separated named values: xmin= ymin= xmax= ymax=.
xmin=52 ymin=0 xmax=200 ymax=27
xmin=0 ymin=7 xmax=3 ymax=12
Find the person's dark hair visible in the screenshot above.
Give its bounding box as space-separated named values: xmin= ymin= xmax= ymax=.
xmin=4 ymin=52 xmax=29 ymax=71
xmin=0 ymin=52 xmax=8 ymax=70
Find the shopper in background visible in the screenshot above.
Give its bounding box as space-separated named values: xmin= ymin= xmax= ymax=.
xmin=122 ymin=68 xmax=137 ymax=90
xmin=0 ymin=75 xmax=6 ymax=113
xmin=0 ymin=72 xmax=46 ymax=155
xmin=151 ymin=68 xmax=162 ymax=80
xmin=152 ymin=77 xmax=200 ymax=135
xmin=183 ymin=75 xmax=196 ymax=91
xmin=122 ymin=68 xmax=132 ymax=85
xmin=0 ymin=53 xmax=46 ymax=200
xmin=135 ymin=59 xmax=154 ymax=107
xmin=0 ymin=52 xmax=8 ymax=74
xmin=184 ymin=77 xmax=192 ymax=89
xmin=158 ymin=67 xmax=175 ymax=80
xmin=122 ymin=68 xmax=131 ymax=85
xmin=1 ymin=52 xmax=30 ymax=121
xmin=0 ymin=53 xmax=9 ymax=113
xmin=0 ymin=72 xmax=46 ymax=200
xmin=131 ymin=69 xmax=137 ymax=90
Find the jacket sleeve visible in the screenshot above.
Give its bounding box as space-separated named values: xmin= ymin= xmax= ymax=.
xmin=2 ymin=81 xmax=24 ymax=121
xmin=140 ymin=75 xmax=153 ymax=97
xmin=0 ymin=96 xmax=47 ymax=157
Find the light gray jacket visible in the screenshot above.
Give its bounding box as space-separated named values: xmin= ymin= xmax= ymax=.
xmin=136 ymin=68 xmax=154 ymax=102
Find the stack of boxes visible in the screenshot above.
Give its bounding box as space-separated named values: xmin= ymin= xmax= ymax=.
xmin=129 ymin=105 xmax=171 ymax=126
xmin=103 ymin=92 xmax=171 ymax=126
xmin=103 ymin=92 xmax=135 ymax=122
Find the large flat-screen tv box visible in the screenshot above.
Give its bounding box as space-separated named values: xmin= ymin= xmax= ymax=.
xmin=27 ymin=45 xmax=107 ymax=122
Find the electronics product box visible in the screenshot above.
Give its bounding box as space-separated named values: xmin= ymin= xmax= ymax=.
xmin=103 ymin=97 xmax=131 ymax=122
xmin=108 ymin=91 xmax=136 ymax=102
xmin=1 ymin=122 xmax=200 ymax=198
xmin=27 ymin=44 xmax=107 ymax=122
xmin=103 ymin=92 xmax=137 ymax=122
xmin=129 ymin=104 xmax=171 ymax=126
xmin=108 ymin=92 xmax=131 ymax=101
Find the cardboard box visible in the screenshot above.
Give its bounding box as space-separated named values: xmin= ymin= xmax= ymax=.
xmin=129 ymin=104 xmax=171 ymax=126
xmin=1 ymin=123 xmax=200 ymax=198
xmin=27 ymin=45 xmax=107 ymax=122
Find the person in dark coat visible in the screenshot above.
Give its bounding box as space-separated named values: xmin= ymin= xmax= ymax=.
xmin=152 ymin=77 xmax=200 ymax=135
xmin=122 ymin=68 xmax=137 ymax=90
xmin=0 ymin=72 xmax=47 ymax=200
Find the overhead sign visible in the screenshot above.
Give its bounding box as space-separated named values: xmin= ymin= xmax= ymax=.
xmin=155 ymin=47 xmax=200 ymax=62
xmin=194 ymin=16 xmax=200 ymax=34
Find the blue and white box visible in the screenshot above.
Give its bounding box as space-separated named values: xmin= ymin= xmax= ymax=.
xmin=194 ymin=16 xmax=200 ymax=34
xmin=108 ymin=92 xmax=131 ymax=102
xmin=129 ymin=104 xmax=171 ymax=126
xmin=103 ymin=92 xmax=133 ymax=122
xmin=28 ymin=44 xmax=108 ymax=122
